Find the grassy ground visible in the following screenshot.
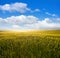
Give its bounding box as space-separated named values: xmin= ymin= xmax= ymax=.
xmin=0 ymin=30 xmax=60 ymax=58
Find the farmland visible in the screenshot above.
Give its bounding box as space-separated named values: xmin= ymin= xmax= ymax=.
xmin=0 ymin=30 xmax=60 ymax=58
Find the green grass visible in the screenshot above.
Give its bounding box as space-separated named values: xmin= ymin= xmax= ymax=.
xmin=0 ymin=30 xmax=60 ymax=58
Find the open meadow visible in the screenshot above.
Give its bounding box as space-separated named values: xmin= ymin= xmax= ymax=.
xmin=0 ymin=30 xmax=60 ymax=58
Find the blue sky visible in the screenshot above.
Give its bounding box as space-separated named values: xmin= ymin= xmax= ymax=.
xmin=0 ymin=0 xmax=60 ymax=30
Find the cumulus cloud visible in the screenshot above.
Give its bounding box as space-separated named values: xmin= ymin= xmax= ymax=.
xmin=0 ymin=2 xmax=31 ymax=13
xmin=0 ymin=2 xmax=40 ymax=13
xmin=0 ymin=15 xmax=60 ymax=30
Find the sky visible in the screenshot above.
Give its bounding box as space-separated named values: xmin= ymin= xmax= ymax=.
xmin=0 ymin=0 xmax=60 ymax=30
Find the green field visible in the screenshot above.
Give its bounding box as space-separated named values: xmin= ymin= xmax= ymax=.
xmin=0 ymin=30 xmax=60 ymax=58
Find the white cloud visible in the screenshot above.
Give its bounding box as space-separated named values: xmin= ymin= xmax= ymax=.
xmin=12 ymin=25 xmax=20 ymax=29
xmin=34 ymin=9 xmax=40 ymax=12
xmin=0 ymin=2 xmax=40 ymax=13
xmin=45 ymin=12 xmax=56 ymax=17
xmin=0 ymin=15 xmax=60 ymax=30
xmin=6 ymin=15 xmax=38 ymax=25
xmin=0 ymin=2 xmax=31 ymax=13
